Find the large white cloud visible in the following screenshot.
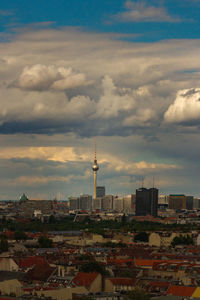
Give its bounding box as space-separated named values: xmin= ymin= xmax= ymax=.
xmin=95 ymin=75 xmax=135 ymax=119
xmin=16 ymin=64 xmax=92 ymax=91
xmin=164 ymin=88 xmax=200 ymax=124
xmin=0 ymin=88 xmax=96 ymax=126
xmin=1 ymin=27 xmax=200 ymax=134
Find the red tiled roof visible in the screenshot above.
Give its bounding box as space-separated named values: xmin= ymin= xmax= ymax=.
xmin=167 ymin=285 xmax=196 ymax=297
xmin=108 ymin=258 xmax=164 ymax=268
xmin=17 ymin=256 xmax=47 ymax=268
xmin=148 ymin=281 xmax=170 ymax=287
xmin=107 ymin=259 xmax=135 ymax=267
xmin=132 ymin=215 xmax=162 ymax=222
xmin=109 ymin=278 xmax=136 ymax=286
xmin=136 ymin=259 xmax=163 ymax=267
xmin=153 ymin=261 xmax=200 ymax=273
xmin=73 ymin=272 xmax=99 ymax=288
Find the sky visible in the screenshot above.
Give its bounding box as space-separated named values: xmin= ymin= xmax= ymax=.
xmin=0 ymin=0 xmax=200 ymax=199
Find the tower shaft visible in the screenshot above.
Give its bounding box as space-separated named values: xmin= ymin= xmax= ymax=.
xmin=92 ymin=138 xmax=99 ymax=200
xmin=93 ymin=171 xmax=97 ymax=199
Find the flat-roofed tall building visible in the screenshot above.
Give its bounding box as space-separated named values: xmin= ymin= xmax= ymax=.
xmin=113 ymin=197 xmax=124 ymax=212
xmin=186 ymin=196 xmax=194 ymax=210
xmin=79 ymin=194 xmax=92 ymax=210
xmin=69 ymin=197 xmax=79 ymax=210
xmin=168 ymin=194 xmax=186 ymax=210
xmin=96 ymin=186 xmax=105 ymax=198
xmin=123 ymin=195 xmax=134 ymax=212
xmin=102 ymin=195 xmax=113 ymax=211
xmin=193 ymin=198 xmax=200 ymax=209
xmin=93 ymin=197 xmax=102 ymax=210
xmin=136 ymin=187 xmax=158 ymax=217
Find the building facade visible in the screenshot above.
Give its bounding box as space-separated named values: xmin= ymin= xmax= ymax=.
xmin=96 ymin=186 xmax=105 ymax=198
xmin=69 ymin=197 xmax=79 ymax=210
xmin=168 ymin=194 xmax=186 ymax=210
xmin=101 ymin=195 xmax=113 ymax=211
xmin=79 ymin=195 xmax=92 ymax=210
xmin=136 ymin=187 xmax=158 ymax=217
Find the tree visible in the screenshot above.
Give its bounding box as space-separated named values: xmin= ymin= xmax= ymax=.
xmin=14 ymin=231 xmax=28 ymax=241
xmin=0 ymin=236 xmax=8 ymax=253
xmin=80 ymin=261 xmax=109 ymax=276
xmin=1 ymin=216 xmax=6 ymax=224
xmin=49 ymin=215 xmax=56 ymax=223
xmin=121 ymin=214 xmax=127 ymax=225
xmin=38 ymin=236 xmax=53 ymax=248
xmin=124 ymin=288 xmax=150 ymax=300
xmin=78 ymin=254 xmax=91 ymax=261
xmin=134 ymin=232 xmax=149 ymax=242
xmin=171 ymin=234 xmax=194 ymax=247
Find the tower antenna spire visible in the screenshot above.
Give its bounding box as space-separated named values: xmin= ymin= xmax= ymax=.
xmin=141 ymin=176 xmax=144 ymax=188
xmin=94 ymin=137 xmax=97 ymax=161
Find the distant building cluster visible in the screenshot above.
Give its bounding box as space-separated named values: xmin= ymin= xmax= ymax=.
xmin=9 ymin=146 xmax=200 ymax=221
xmin=69 ymin=188 xmax=200 ymax=219
xmin=0 ymin=151 xmax=199 ymax=300
xmin=69 ymin=190 xmax=135 ymax=213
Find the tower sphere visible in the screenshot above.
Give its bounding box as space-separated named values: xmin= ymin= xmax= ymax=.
xmin=92 ymin=162 xmax=99 ymax=172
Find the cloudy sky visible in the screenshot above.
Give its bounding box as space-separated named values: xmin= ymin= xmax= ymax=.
xmin=0 ymin=0 xmax=200 ymax=199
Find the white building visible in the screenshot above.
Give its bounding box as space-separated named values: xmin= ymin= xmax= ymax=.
xmin=102 ymin=195 xmax=113 ymax=211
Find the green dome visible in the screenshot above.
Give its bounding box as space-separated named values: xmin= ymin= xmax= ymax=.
xmin=19 ymin=193 xmax=28 ymax=202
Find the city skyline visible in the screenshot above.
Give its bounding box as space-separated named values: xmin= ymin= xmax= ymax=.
xmin=0 ymin=1 xmax=200 ymax=199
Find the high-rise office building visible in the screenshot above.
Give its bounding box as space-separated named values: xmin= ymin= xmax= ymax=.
xmin=69 ymin=197 xmax=79 ymax=210
xmin=102 ymin=195 xmax=113 ymax=211
xmin=136 ymin=187 xmax=158 ymax=217
xmin=193 ymin=198 xmax=200 ymax=209
xmin=123 ymin=195 xmax=134 ymax=212
xmin=168 ymin=194 xmax=186 ymax=210
xmin=79 ymin=194 xmax=92 ymax=210
xmin=96 ymin=186 xmax=105 ymax=198
xmin=113 ymin=197 xmax=124 ymax=212
xmin=93 ymin=197 xmax=102 ymax=210
xmin=186 ymin=196 xmax=194 ymax=210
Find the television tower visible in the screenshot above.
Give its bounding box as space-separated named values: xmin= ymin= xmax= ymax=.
xmin=92 ymin=139 xmax=99 ymax=199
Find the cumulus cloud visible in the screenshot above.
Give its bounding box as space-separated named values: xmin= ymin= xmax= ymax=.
xmin=95 ymin=75 xmax=135 ymax=119
xmin=15 ymin=64 xmax=92 ymax=91
xmin=112 ymin=1 xmax=180 ymax=23
xmin=0 ymin=28 xmax=200 ymax=135
xmin=164 ymin=88 xmax=200 ymax=124
xmin=0 ymin=88 xmax=96 ymax=129
xmin=123 ymin=108 xmax=155 ymax=126
xmin=98 ymin=151 xmax=179 ymax=175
